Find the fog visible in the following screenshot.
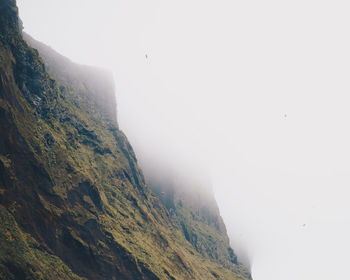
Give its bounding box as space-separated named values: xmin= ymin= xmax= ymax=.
xmin=17 ymin=0 xmax=350 ymax=279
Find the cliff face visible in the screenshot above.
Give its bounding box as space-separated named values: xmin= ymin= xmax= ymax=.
xmin=0 ymin=1 xmax=251 ymax=279
xmin=143 ymin=164 xmax=251 ymax=279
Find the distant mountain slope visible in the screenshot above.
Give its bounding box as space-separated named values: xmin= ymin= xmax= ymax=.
xmin=144 ymin=163 xmax=251 ymax=279
xmin=0 ymin=0 xmax=251 ymax=279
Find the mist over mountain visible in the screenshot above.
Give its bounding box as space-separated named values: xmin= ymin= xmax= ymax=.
xmin=0 ymin=0 xmax=251 ymax=279
xmin=11 ymin=0 xmax=350 ymax=279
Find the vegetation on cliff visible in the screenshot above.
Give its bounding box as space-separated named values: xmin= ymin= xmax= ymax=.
xmin=0 ymin=0 xmax=251 ymax=279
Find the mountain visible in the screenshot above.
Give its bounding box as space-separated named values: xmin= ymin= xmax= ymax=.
xmin=0 ymin=0 xmax=251 ymax=279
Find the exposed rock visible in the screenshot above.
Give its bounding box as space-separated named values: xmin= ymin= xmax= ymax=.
xmin=0 ymin=0 xmax=252 ymax=279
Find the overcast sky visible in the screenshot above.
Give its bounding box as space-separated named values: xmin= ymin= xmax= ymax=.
xmin=17 ymin=0 xmax=350 ymax=279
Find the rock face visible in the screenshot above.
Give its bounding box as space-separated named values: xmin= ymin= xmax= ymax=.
xmin=142 ymin=162 xmax=251 ymax=279
xmin=0 ymin=0 xmax=252 ymax=279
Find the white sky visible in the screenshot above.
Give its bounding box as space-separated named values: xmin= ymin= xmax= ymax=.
xmin=17 ymin=1 xmax=350 ymax=279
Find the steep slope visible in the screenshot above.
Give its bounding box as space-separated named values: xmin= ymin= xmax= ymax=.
xmin=0 ymin=0 xmax=251 ymax=279
xmin=143 ymin=164 xmax=251 ymax=279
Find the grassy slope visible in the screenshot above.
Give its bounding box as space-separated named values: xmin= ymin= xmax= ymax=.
xmin=0 ymin=0 xmax=251 ymax=279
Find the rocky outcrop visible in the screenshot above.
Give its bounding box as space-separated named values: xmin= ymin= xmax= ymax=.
xmin=145 ymin=165 xmax=251 ymax=279
xmin=23 ymin=33 xmax=117 ymax=124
